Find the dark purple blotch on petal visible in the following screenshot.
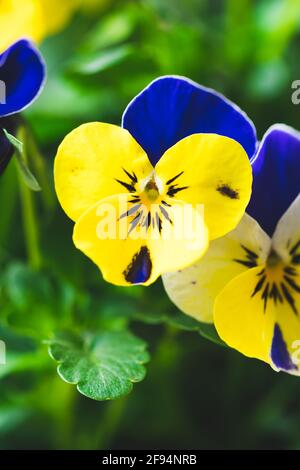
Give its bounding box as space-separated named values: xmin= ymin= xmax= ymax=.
xmin=270 ymin=323 xmax=297 ymax=372
xmin=123 ymin=246 xmax=152 ymax=284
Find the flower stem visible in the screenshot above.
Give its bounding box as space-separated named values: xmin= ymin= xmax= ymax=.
xmin=96 ymin=395 xmax=128 ymax=449
xmin=17 ymin=127 xmax=42 ymax=270
xmin=25 ymin=125 xmax=55 ymax=211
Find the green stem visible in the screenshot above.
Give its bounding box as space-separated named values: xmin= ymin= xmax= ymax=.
xmin=17 ymin=127 xmax=42 ymax=270
xmin=0 ymin=159 xmax=18 ymax=255
xmin=96 ymin=395 xmax=128 ymax=450
xmin=26 ymin=126 xmax=55 ymax=211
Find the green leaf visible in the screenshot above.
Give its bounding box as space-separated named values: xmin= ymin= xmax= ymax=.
xmin=82 ymin=10 xmax=136 ymax=51
xmin=165 ymin=311 xmax=227 ymax=347
xmin=197 ymin=322 xmax=227 ymax=347
xmin=48 ymin=329 xmax=149 ymax=401
xmin=3 ymin=129 xmax=41 ymax=191
xmin=70 ymin=45 xmax=133 ymax=75
xmin=2 ymin=262 xmax=74 ymax=337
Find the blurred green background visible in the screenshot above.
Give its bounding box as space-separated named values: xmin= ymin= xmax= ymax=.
xmin=1 ymin=0 xmax=300 ymax=450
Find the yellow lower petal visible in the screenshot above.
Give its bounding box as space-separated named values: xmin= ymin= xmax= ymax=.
xmin=73 ymin=194 xmax=208 ymax=286
xmin=148 ymin=197 xmax=209 ymax=275
xmin=214 ymin=267 xmax=275 ymax=364
xmin=215 ymin=261 xmax=300 ymax=374
xmin=271 ymin=299 xmax=300 ymax=375
xmin=73 ymin=193 xmax=155 ymax=286
xmin=163 ymin=214 xmax=270 ymax=323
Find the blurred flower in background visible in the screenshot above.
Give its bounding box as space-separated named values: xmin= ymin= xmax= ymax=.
xmin=0 ymin=0 xmax=110 ymax=52
xmin=0 ymin=39 xmax=45 ymax=174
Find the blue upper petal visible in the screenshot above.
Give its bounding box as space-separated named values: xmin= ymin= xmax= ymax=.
xmin=247 ymin=124 xmax=300 ymax=236
xmin=122 ymin=75 xmax=257 ymax=165
xmin=0 ymin=39 xmax=46 ymax=118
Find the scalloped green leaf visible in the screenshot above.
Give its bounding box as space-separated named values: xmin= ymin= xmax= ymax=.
xmin=48 ymin=330 xmax=149 ymax=401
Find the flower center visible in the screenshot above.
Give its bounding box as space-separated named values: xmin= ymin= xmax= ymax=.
xmin=234 ymin=244 xmax=300 ymax=314
xmin=266 ymin=249 xmax=281 ymax=268
xmin=114 ymin=168 xmax=188 ymax=234
xmin=265 ymin=248 xmax=284 ymax=284
xmin=144 ymin=179 xmax=160 ymax=202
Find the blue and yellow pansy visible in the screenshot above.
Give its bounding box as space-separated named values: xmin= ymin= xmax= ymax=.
xmin=163 ymin=124 xmax=300 ymax=375
xmin=54 ymin=76 xmax=254 ymax=286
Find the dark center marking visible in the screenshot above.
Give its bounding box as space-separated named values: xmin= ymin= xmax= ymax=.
xmin=115 ymin=169 xmax=178 ymax=234
xmin=235 ymin=245 xmax=300 ymax=315
xmin=144 ymin=179 xmax=159 ymax=201
xmin=266 ymin=249 xmax=281 ymax=268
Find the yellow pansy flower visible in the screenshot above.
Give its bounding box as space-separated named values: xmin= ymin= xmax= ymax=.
xmin=163 ymin=124 xmax=300 ymax=375
xmin=54 ymin=76 xmax=253 ymax=286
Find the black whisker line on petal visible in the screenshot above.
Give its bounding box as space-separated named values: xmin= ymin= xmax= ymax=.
xmin=234 ymin=244 xmax=258 ymax=269
xmin=115 ymin=178 xmax=136 ymax=193
xmin=159 ymin=205 xmax=173 ymax=224
xmin=284 ymin=275 xmax=300 ymax=293
xmin=142 ymin=212 xmax=151 ymax=229
xmin=161 ymin=200 xmax=171 ymax=207
xmin=269 ymin=283 xmax=283 ymax=305
xmin=251 ymin=275 xmax=266 ymax=297
xmin=289 ymin=240 xmax=300 ymax=256
xmin=287 ymin=239 xmax=300 ymax=264
xmin=167 ymin=185 xmax=189 ymax=197
xmin=284 ymin=266 xmax=297 ymax=277
xmin=129 ymin=197 xmax=140 ymax=203
xmin=119 ymin=204 xmax=141 ymax=220
xmin=292 ymin=254 xmax=300 ymax=265
xmin=166 ymin=171 xmax=184 ymax=185
xmin=240 ymin=244 xmax=259 ymax=260
xmin=155 ymin=213 xmax=162 ymax=234
xmin=233 ymin=259 xmax=257 ymax=268
xmin=128 ymin=212 xmax=143 ymax=234
xmin=280 ymin=282 xmax=298 ymax=315
xmin=122 ymin=168 xmax=137 ymax=183
xmin=261 ymin=283 xmax=270 ymax=312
